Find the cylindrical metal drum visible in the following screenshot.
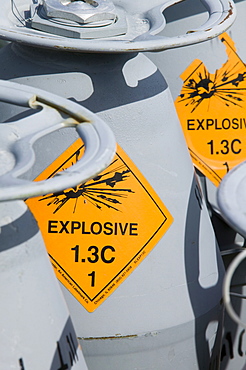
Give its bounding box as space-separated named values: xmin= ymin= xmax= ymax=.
xmin=0 ymin=1 xmax=236 ymax=368
xmin=0 ymin=80 xmax=115 ymax=369
xmin=146 ymin=1 xmax=246 ymax=368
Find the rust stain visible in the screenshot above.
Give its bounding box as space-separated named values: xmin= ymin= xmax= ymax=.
xmin=219 ymin=2 xmax=234 ymax=24
xmin=79 ymin=334 xmax=138 ymax=341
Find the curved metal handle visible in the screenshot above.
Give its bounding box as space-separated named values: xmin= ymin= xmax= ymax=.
xmin=129 ymin=0 xmax=236 ymax=51
xmin=217 ymin=161 xmax=246 ymax=238
xmin=223 ymin=249 xmax=246 ymax=328
xmin=1 ymin=0 xmax=236 ymax=52
xmin=0 ymin=80 xmax=116 ymax=201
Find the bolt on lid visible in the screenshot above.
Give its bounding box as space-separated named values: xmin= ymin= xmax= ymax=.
xmin=42 ymin=0 xmax=116 ymax=24
xmin=29 ymin=0 xmax=128 ymax=39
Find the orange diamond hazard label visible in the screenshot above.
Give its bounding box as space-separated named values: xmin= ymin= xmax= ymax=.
xmin=26 ymin=141 xmax=173 ymax=312
xmin=175 ymin=33 xmax=246 ymax=186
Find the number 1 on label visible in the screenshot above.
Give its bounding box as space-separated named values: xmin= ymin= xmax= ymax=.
xmin=88 ymin=271 xmax=96 ymax=287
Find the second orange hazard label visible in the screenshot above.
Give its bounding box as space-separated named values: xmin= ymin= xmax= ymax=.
xmin=27 ymin=141 xmax=173 ymax=312
xmin=175 ymin=33 xmax=246 ymax=186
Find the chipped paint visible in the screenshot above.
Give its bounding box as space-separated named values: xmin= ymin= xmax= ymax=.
xmin=80 ymin=334 xmax=138 ymax=341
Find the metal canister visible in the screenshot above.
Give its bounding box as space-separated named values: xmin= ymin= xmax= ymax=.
xmin=0 ymin=80 xmax=115 ymax=369
xmin=0 ymin=1 xmax=236 ymax=368
xmin=147 ymin=1 xmax=246 ymax=368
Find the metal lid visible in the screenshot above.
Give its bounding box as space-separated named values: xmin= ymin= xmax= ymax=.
xmin=0 ymin=0 xmax=236 ymax=52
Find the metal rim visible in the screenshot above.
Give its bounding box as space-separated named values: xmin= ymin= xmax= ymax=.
xmin=0 ymin=0 xmax=236 ymax=53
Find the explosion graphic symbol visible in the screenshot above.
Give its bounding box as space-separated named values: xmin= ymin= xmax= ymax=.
xmin=39 ymin=145 xmax=134 ymax=214
xmin=26 ymin=142 xmax=173 ymax=312
xmin=175 ymin=33 xmax=246 ymax=187
xmin=178 ymin=36 xmax=246 ymax=113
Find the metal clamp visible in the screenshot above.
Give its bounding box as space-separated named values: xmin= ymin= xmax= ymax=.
xmin=218 ymin=161 xmax=246 ymax=326
xmin=217 ymin=161 xmax=246 ymax=238
xmin=0 ymin=80 xmax=116 ymax=201
xmin=223 ymin=248 xmax=246 ymax=328
xmin=1 ymin=0 xmax=236 ymax=52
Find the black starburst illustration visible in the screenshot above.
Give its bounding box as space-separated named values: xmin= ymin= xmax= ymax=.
xmin=39 ymin=146 xmax=134 ymax=214
xmin=178 ymin=37 xmax=246 ymax=112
